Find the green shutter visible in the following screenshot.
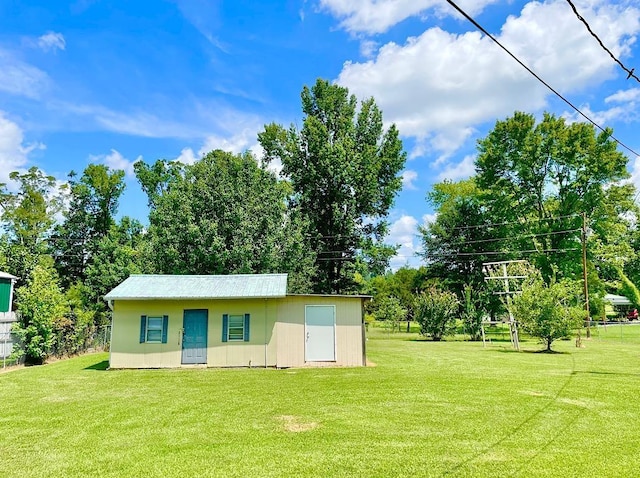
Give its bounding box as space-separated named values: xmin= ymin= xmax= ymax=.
xmin=222 ymin=314 xmax=228 ymax=342
xmin=0 ymin=279 xmax=11 ymax=313
xmin=244 ymin=313 xmax=250 ymax=342
xmin=161 ymin=315 xmax=168 ymax=343
xmin=140 ymin=315 xmax=147 ymax=343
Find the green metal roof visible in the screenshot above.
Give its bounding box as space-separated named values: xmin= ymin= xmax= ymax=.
xmin=104 ymin=274 xmax=288 ymax=301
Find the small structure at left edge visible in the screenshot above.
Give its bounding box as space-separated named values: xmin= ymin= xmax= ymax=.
xmin=0 ymin=271 xmax=18 ymax=361
xmin=104 ymin=273 xmax=369 ymax=369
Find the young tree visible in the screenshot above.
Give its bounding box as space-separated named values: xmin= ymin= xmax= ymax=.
xmin=415 ymin=287 xmax=459 ymax=341
xmin=12 ymin=257 xmax=68 ymax=364
xmin=511 ymin=276 xmax=585 ymax=352
xmin=259 ymin=78 xmax=406 ymax=293
xmin=373 ymin=296 xmax=407 ymax=333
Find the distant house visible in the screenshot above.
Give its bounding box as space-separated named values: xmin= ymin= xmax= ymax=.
xmin=104 ymin=274 xmax=368 ymax=368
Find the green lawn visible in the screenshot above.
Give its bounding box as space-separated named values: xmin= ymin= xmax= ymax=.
xmin=1 ymin=325 xmax=639 ymax=477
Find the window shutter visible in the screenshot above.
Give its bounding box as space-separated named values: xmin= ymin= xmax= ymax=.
xmin=139 ymin=315 xmax=147 ymax=343
xmin=244 ymin=313 xmax=250 ymax=342
xmin=161 ymin=315 xmax=168 ymax=344
xmin=222 ymin=314 xmax=228 ymax=342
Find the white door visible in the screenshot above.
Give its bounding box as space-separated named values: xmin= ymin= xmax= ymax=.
xmin=305 ymin=305 xmax=336 ymax=362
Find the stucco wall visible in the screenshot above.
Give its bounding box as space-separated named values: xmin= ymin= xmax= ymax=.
xmin=110 ymin=299 xmax=278 ymax=368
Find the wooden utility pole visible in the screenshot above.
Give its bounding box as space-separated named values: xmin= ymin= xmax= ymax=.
xmin=582 ymin=212 xmax=590 ymax=338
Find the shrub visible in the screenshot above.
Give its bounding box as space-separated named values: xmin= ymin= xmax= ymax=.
xmin=511 ymin=277 xmax=585 ymax=352
xmin=415 ymin=287 xmax=459 ymax=341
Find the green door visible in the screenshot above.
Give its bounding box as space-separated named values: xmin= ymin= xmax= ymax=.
xmin=182 ymin=309 xmax=208 ymax=364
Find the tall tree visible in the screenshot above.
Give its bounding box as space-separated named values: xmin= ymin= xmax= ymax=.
xmin=137 ymin=150 xmax=316 ymax=292
xmin=475 ymin=111 xmax=634 ymax=282
xmin=52 ymin=164 xmax=126 ymax=287
xmin=422 ymin=112 xmax=636 ymax=317
xmin=0 ymin=167 xmax=65 ymax=282
xmin=259 ymin=78 xmax=406 ymax=293
xmin=83 ymin=216 xmax=144 ymax=319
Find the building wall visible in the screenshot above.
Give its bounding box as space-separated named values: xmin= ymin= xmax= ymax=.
xmin=276 ymin=296 xmax=364 ymax=368
xmin=110 ymin=299 xmax=278 ymax=368
xmin=109 ymin=295 xmax=365 ymax=368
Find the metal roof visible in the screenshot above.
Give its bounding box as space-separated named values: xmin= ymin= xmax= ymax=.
xmin=0 ymin=271 xmax=17 ymax=280
xmin=104 ymin=274 xmax=288 ymax=301
xmin=604 ymin=293 xmax=632 ymax=306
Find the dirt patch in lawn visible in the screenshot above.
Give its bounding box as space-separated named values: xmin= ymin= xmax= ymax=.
xmin=278 ymin=415 xmax=319 ymax=433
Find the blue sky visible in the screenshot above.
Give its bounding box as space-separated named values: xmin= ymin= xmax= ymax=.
xmin=2 ymin=0 xmax=640 ymax=268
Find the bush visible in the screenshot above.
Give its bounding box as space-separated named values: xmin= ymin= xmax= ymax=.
xmin=511 ymin=277 xmax=585 ymax=352
xmin=415 ymin=287 xmax=459 ymax=341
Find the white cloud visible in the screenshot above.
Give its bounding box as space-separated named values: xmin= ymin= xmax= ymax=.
xmin=387 ymin=214 xmax=422 ymax=269
xmin=606 ymin=88 xmax=640 ymax=104
xmin=337 ymin=0 xmax=640 ymax=158
xmin=401 ymin=169 xmax=418 ymax=190
xmin=360 ymin=39 xmax=378 ymax=58
xmin=89 ymin=149 xmax=139 ymax=177
xmin=37 ymin=32 xmax=66 ymax=52
xmin=320 ymin=0 xmax=499 ymax=35
xmin=629 ymin=155 xmax=640 ymax=195
xmin=437 ymin=154 xmax=476 ymax=181
xmin=0 ymin=112 xmax=45 ymax=187
xmin=175 ymin=147 xmax=198 ymax=165
xmin=0 ymin=49 xmax=49 ymax=99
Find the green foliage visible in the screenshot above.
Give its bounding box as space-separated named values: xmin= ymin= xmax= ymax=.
xmin=259 ymin=78 xmax=406 ymax=293
xmin=13 ymin=257 xmax=68 ymax=364
xmin=415 ymin=287 xmax=459 ymax=341
xmin=83 ymin=217 xmax=144 ymax=318
xmin=617 ymin=268 xmax=640 ymax=308
xmin=52 ymin=164 xmax=126 ymax=287
xmin=372 ymin=296 xmax=407 ymax=332
xmin=138 ymin=150 xmax=316 ymax=292
xmin=0 ymin=167 xmax=66 ymax=283
xmin=511 ymin=276 xmax=585 ymax=351
xmin=461 ymin=284 xmax=488 ymax=341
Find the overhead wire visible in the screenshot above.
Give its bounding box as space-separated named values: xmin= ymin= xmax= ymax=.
xmin=444 ymin=0 xmax=640 ymax=158
xmin=565 ymin=0 xmax=640 ymax=83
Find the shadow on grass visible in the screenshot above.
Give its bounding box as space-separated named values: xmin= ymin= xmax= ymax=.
xmin=574 ymin=370 xmax=640 ymax=378
xmin=84 ymin=360 xmax=109 ymax=371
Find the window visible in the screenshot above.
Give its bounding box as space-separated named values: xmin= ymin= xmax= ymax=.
xmin=222 ymin=313 xmax=250 ymax=342
xmin=139 ymin=315 xmax=168 ymax=344
xmin=228 ymin=315 xmax=245 ymax=341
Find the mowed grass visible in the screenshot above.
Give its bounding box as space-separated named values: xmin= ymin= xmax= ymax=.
xmin=1 ymin=326 xmax=640 ymax=477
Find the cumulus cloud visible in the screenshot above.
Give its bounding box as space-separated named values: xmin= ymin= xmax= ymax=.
xmin=401 ymin=169 xmax=418 ymax=190
xmin=337 ymin=0 xmax=640 ymax=158
xmin=320 ymin=0 xmax=499 ymax=35
xmin=437 ymin=154 xmax=476 ymax=182
xmin=89 ymin=149 xmax=140 ymax=177
xmin=37 ymin=32 xmax=66 ymax=52
xmin=0 ymin=112 xmax=45 ymax=187
xmin=387 ymin=214 xmax=422 ymax=269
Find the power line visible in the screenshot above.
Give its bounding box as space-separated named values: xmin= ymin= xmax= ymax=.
xmin=422 ymin=247 xmax=580 ymax=259
xmin=459 ymin=228 xmax=581 ymax=245
xmin=434 ymin=213 xmax=580 ymax=232
xmin=445 ymin=0 xmax=640 ymax=158
xmin=565 ymin=0 xmax=640 ymax=83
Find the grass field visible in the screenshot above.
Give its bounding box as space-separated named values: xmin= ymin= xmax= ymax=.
xmin=1 ymin=324 xmax=639 ymax=477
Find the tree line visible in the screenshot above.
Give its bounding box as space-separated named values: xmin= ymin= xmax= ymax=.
xmin=4 ymin=82 xmax=639 ymax=362
xmin=3 ymin=79 xmax=406 ymax=364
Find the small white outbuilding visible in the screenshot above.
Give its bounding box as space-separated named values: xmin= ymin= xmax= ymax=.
xmin=105 ymin=274 xmax=368 ymax=368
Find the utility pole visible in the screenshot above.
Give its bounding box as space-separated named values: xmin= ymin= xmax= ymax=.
xmin=582 ymin=212 xmax=590 ymax=338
